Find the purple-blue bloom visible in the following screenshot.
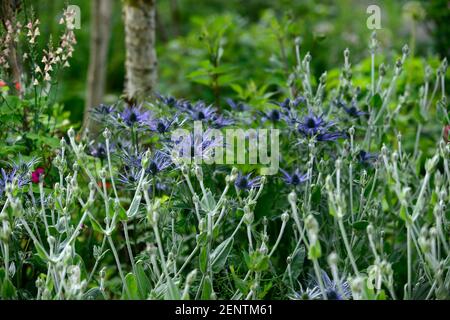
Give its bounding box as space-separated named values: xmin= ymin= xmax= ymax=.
xmin=358 ymin=150 xmax=378 ymax=165
xmin=146 ymin=151 xmax=172 ymax=175
xmin=280 ymin=168 xmax=309 ymax=186
xmin=335 ymin=99 xmax=367 ymax=118
xmin=226 ymin=98 xmax=249 ymax=112
xmin=117 ymin=105 xmax=152 ymax=128
xmin=297 ymin=112 xmax=345 ymax=141
xmin=234 ymin=172 xmax=261 ymax=191
xmin=91 ymin=104 xmax=116 ymax=123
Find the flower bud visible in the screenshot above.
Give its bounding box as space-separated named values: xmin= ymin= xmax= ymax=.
xmin=288 ymin=190 xmax=297 ymax=204
xmin=68 ymin=127 xmax=75 ymax=139
xmin=103 ymin=128 xmax=111 ymax=140
xmin=327 ymin=252 xmax=339 ymax=266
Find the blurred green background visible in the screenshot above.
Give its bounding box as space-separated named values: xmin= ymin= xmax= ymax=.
xmin=31 ymin=0 xmax=448 ymax=124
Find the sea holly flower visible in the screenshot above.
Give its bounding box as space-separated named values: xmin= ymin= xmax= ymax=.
xmin=280 ymin=168 xmax=308 ymax=186
xmin=1 ymin=168 xmax=29 ymax=197
xmin=146 ymin=151 xmax=172 ymax=176
xmin=170 ymin=129 xmax=224 ymax=163
xmin=358 ymin=150 xmax=378 ymax=165
xmin=272 ymin=96 xmax=306 ymax=111
xmin=297 ymin=112 xmax=346 ymax=141
xmin=261 ymin=109 xmax=282 ymax=123
xmin=89 ymin=142 xmax=112 ymax=160
xmin=226 ymin=98 xmax=249 ymax=112
xmin=156 ymin=93 xmax=179 ymax=108
xmin=117 ymin=105 xmax=152 ymax=129
xmin=335 ymin=99 xmax=366 ymax=118
xmin=316 ymin=131 xmax=347 ymax=142
xmin=312 ymin=271 xmax=352 ymax=300
xmin=148 ymin=116 xmax=179 ymax=135
xmin=297 ymin=113 xmax=335 ymax=137
xmin=91 ymin=104 xmax=116 ymax=122
xmin=234 ymin=172 xmax=261 ymax=191
xmin=187 ymin=101 xmax=217 ymax=122
xmin=117 ymin=165 xmax=141 ymax=187
xmin=211 ymin=113 xmax=234 ymax=128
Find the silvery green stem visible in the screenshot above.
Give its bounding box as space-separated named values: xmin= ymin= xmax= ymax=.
xmin=175 ymin=245 xmax=199 ymax=278
xmin=349 ymin=163 xmax=354 ymax=223
xmin=269 ymin=219 xmax=287 ymax=257
xmin=425 ymin=74 xmax=439 ymax=111
xmin=105 ymin=136 xmax=119 ymax=199
xmin=87 ymin=236 xmax=107 ymax=284
xmin=38 ymin=182 xmax=50 ymax=240
xmin=246 ymin=225 xmax=253 ymax=252
xmin=107 ymin=235 xmax=130 ymax=298
xmin=407 ymin=221 xmax=412 ymax=299
xmin=123 ymin=221 xmax=136 ymax=273
xmin=411 ymin=171 xmax=430 ymax=221
xmin=371 ymin=51 xmax=375 ymax=97
xmin=312 ymin=259 xmax=327 ymax=300
xmin=337 ymin=218 xmax=359 ymax=276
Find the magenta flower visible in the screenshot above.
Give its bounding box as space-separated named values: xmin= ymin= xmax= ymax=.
xmin=31 ymin=167 xmax=45 ymax=183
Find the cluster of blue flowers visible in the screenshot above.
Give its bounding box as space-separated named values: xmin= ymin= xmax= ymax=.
xmin=84 ymin=92 xmax=376 ymax=196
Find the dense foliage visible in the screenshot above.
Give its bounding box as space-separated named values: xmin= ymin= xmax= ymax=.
xmin=0 ymin=1 xmax=449 ymax=300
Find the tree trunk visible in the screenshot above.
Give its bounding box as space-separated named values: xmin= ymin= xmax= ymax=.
xmin=1 ymin=0 xmax=22 ymax=96
xmin=123 ymin=0 xmax=157 ymax=103
xmin=83 ymin=0 xmax=112 ymax=132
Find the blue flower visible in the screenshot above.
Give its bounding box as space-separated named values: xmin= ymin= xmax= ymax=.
xmin=156 ymin=93 xmax=179 ymax=108
xmin=234 ymin=172 xmax=261 ymax=191
xmin=226 ymin=98 xmax=249 ymax=112
xmin=146 ymin=151 xmax=172 ymax=175
xmin=211 ymin=114 xmax=234 ymax=128
xmin=314 ymin=271 xmax=352 ymax=300
xmin=297 ymin=113 xmax=334 ymax=136
xmin=171 ymin=129 xmax=224 ymax=163
xmin=117 ymin=105 xmax=152 ymax=128
xmin=280 ymin=168 xmax=308 ymax=186
xmin=148 ymin=116 xmax=179 ymax=134
xmin=0 ymin=168 xmax=29 ymax=197
xmin=89 ymin=142 xmax=114 ymax=160
xmin=336 ymin=99 xmax=366 ymax=118
xmin=358 ymin=150 xmax=378 ymax=165
xmin=316 ymin=132 xmax=347 ymax=141
xmin=117 ymin=165 xmax=141 ymax=186
xmin=188 ymin=102 xmax=217 ymax=122
xmin=91 ymin=104 xmax=116 ymax=122
xmin=297 ymin=112 xmax=346 ymax=141
xmin=261 ymin=109 xmax=282 ymax=123
xmin=272 ymin=96 xmax=306 ymax=111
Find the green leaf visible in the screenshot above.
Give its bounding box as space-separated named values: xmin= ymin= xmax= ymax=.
xmin=370 ymin=93 xmax=382 ymax=109
xmin=1 ymin=278 xmax=17 ymax=299
xmin=210 ymin=237 xmax=234 ymax=273
xmin=135 ymin=261 xmax=152 ymax=299
xmin=123 ymin=273 xmax=140 ymax=300
xmin=88 ymin=214 xmax=105 ymax=234
xmin=165 ymin=277 xmax=181 ymax=300
xmin=83 ymin=287 xmax=104 ymax=300
xmin=308 ymin=241 xmax=322 ymax=260
xmin=200 ymin=276 xmax=213 ymax=300
xmin=352 ymin=220 xmax=369 ymax=230
xmin=126 ymin=195 xmax=141 ymax=218
xmin=199 ymin=247 xmax=208 ymax=274
xmin=200 ymin=189 xmax=216 ymax=213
